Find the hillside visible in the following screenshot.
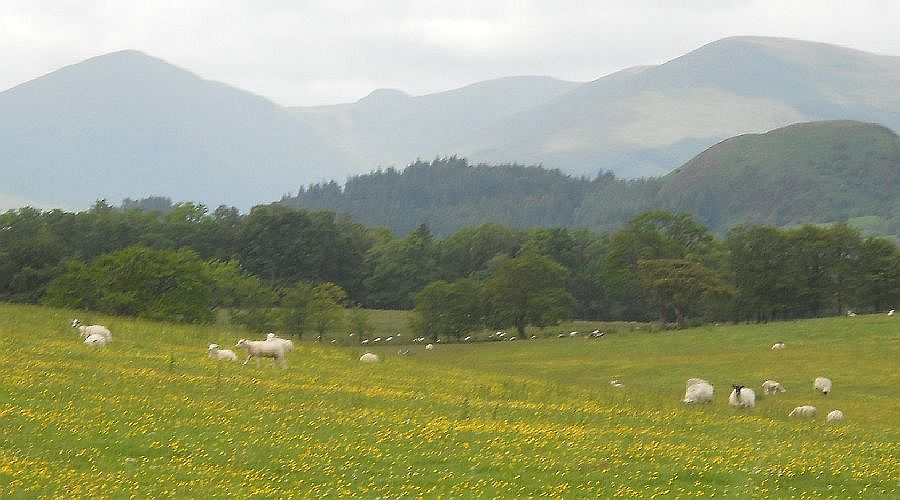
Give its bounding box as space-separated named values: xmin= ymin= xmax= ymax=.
xmin=448 ymin=37 xmax=900 ymax=178
xmin=0 ymin=50 xmax=359 ymax=211
xmin=654 ymin=120 xmax=900 ymax=231
xmin=1 ymin=302 xmax=897 ymax=496
xmin=284 ymin=121 xmax=900 ymax=238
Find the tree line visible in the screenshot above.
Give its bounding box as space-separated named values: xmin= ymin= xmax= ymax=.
xmin=1 ymin=201 xmax=898 ymax=338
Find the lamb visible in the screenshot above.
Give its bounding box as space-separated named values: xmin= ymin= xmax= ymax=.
xmin=208 ymin=343 xmax=237 ymax=361
xmin=359 ymin=352 xmax=379 ymax=363
xmin=235 ymin=339 xmax=286 ymax=368
xmin=683 ymin=380 xmax=714 ymax=404
xmin=814 ymin=376 xmax=832 ymax=395
xmin=771 ymin=342 xmax=786 ymax=350
xmin=728 ymin=385 xmax=756 ymax=408
xmin=788 ymin=405 xmax=817 ymax=418
xmin=71 ymin=319 xmax=112 ymax=342
xmin=825 ymin=409 xmax=844 ymax=423
xmin=761 ymin=380 xmax=786 ymax=395
xmin=265 ymin=333 xmax=294 ymax=353
xmin=83 ymin=333 xmax=108 ymax=346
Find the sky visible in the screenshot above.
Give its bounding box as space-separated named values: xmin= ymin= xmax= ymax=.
xmin=2 ymin=1 xmax=899 ymax=107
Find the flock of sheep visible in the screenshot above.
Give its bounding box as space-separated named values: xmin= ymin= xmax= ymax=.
xmin=74 ymin=312 xmax=886 ymax=427
xmin=679 ymin=342 xmax=844 ymax=423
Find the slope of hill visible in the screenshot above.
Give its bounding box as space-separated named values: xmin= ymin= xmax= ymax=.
xmin=0 ymin=50 xmax=359 ymax=211
xmin=449 ymin=36 xmax=900 ymax=178
xmin=284 ymin=121 xmax=900 ymax=239
xmin=654 ymin=120 xmax=900 ymax=230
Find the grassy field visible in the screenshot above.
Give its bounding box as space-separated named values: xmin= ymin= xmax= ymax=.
xmin=1 ymin=303 xmax=897 ymax=497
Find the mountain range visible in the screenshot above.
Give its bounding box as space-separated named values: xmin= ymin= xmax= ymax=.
xmin=1 ymin=36 xmax=899 ymax=211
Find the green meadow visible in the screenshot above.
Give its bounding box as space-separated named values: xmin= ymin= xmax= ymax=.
xmin=1 ymin=302 xmax=897 ymax=497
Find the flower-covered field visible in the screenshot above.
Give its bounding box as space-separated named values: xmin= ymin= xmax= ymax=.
xmin=1 ymin=303 xmax=897 ymax=497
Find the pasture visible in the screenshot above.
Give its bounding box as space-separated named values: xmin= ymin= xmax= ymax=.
xmin=0 ymin=302 xmax=897 ymax=497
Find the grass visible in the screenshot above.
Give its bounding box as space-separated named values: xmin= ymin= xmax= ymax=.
xmin=1 ymin=302 xmax=898 ymax=497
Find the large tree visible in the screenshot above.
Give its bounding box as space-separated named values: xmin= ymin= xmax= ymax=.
xmin=482 ymin=254 xmax=574 ymax=338
xmin=412 ymin=278 xmax=482 ymax=341
xmin=637 ymin=259 xmax=734 ymax=327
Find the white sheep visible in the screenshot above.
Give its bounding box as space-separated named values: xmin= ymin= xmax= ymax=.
xmin=72 ymin=319 xmax=112 ymax=342
xmin=208 ymin=343 xmax=237 ymax=361
xmin=761 ymin=380 xmax=786 ymax=395
xmin=814 ymin=376 xmax=832 ymax=395
xmin=683 ymin=380 xmax=714 ymax=404
xmin=788 ymin=405 xmax=817 ymax=418
xmin=425 ymin=343 xmax=434 ymax=350
xmin=888 ymin=309 xmax=895 ymax=316
xmin=83 ymin=333 xmax=108 ymax=347
xmin=610 ymin=379 xmax=624 ymax=388
xmin=728 ymin=385 xmax=756 ymax=408
xmin=359 ymin=352 xmax=379 ymax=363
xmin=771 ymin=342 xmax=785 ymax=350
xmin=825 ymin=409 xmax=844 ymax=423
xmin=235 ymin=339 xmax=286 ymax=368
xmin=265 ymin=333 xmax=294 ymax=353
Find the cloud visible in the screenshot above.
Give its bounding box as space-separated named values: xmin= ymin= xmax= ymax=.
xmin=1 ymin=0 xmax=898 ymax=106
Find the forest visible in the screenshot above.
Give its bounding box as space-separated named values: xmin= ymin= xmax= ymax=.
xmin=1 ymin=198 xmax=898 ymax=338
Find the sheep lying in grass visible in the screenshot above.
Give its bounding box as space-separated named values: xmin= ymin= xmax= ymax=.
xmin=788 ymin=405 xmax=817 ymax=418
xmin=771 ymin=342 xmax=785 ymax=350
xmin=235 ymin=339 xmax=286 ymax=368
xmin=761 ymin=380 xmax=786 ymax=395
xmin=208 ymin=344 xmax=237 ymax=361
xmin=83 ymin=333 xmax=108 ymax=347
xmin=72 ymin=319 xmax=111 ymax=342
xmin=729 ymin=385 xmax=756 ymax=408
xmin=425 ymin=343 xmax=434 ymax=351
xmin=825 ymin=409 xmax=844 ymax=423
xmin=359 ymin=352 xmax=379 ymax=363
xmin=265 ymin=333 xmax=294 ymax=353
xmin=683 ymin=379 xmax=714 ymax=404
xmin=814 ymin=376 xmax=832 ymax=395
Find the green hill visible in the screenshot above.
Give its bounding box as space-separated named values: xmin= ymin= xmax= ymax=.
xmin=657 ymin=120 xmax=900 ymax=231
xmin=1 ymin=302 xmax=897 ymax=496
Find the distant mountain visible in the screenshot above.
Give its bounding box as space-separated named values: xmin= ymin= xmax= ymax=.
xmin=0 ymin=50 xmax=359 ymax=210
xmin=283 ymin=121 xmax=900 ymax=240
xmin=298 ymin=36 xmax=900 ymax=179
xmin=291 ymin=76 xmax=580 ymax=168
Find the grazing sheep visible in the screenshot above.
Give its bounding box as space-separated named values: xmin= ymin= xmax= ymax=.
xmin=208 ymin=344 xmax=237 ymax=361
xmin=771 ymin=342 xmax=786 ymax=350
xmin=235 ymin=339 xmax=286 ymax=368
xmin=761 ymin=380 xmax=786 ymax=395
xmin=788 ymin=405 xmax=817 ymax=418
xmin=683 ymin=380 xmax=714 ymax=404
xmin=814 ymin=377 xmax=832 ymax=395
xmin=265 ymin=333 xmax=294 ymax=353
xmin=359 ymin=352 xmax=379 ymax=363
xmin=729 ymin=385 xmax=756 ymax=408
xmin=425 ymin=343 xmax=434 ymax=350
xmin=83 ymin=333 xmax=108 ymax=347
xmin=825 ymin=410 xmax=844 ymax=423
xmin=71 ymin=319 xmax=112 ymax=342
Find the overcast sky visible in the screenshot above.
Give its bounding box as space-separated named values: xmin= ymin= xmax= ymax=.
xmin=2 ymin=1 xmax=899 ymax=107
